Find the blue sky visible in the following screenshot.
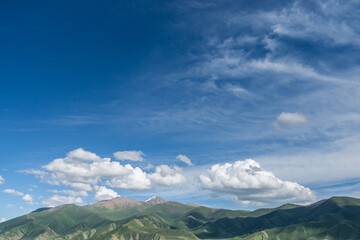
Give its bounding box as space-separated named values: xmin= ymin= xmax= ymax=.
xmin=1 ymin=0 xmax=360 ymax=221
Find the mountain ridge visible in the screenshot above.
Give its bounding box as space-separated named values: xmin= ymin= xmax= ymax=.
xmin=1 ymin=196 xmax=360 ymax=240
xmin=89 ymin=196 xmax=146 ymax=210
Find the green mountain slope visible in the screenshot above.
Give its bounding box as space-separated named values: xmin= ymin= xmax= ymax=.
xmin=193 ymin=197 xmax=360 ymax=239
xmin=1 ymin=196 xmax=360 ymax=240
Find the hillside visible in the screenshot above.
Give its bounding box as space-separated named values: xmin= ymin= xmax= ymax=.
xmin=1 ymin=196 xmax=360 ymax=240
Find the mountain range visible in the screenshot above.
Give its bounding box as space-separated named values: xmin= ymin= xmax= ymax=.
xmin=1 ymin=196 xmax=360 ymax=240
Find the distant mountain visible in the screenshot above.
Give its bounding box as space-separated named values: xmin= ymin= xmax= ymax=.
xmin=90 ymin=196 xmax=145 ymax=209
xmin=1 ymin=196 xmax=360 ymax=239
xmin=145 ymin=195 xmax=166 ymax=205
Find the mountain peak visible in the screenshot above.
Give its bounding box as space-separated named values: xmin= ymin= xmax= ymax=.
xmin=90 ymin=196 xmax=145 ymax=210
xmin=145 ymin=195 xmax=166 ymax=205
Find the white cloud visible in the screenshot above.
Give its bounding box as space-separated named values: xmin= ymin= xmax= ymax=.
xmin=0 ymin=218 xmax=5 ymax=223
xmin=6 ymin=204 xmax=14 ymax=208
xmin=42 ymin=195 xmax=83 ymax=207
xmin=144 ymin=164 xmax=154 ymax=170
xmin=22 ymin=194 xmax=33 ymax=203
xmin=48 ymin=189 xmax=88 ymax=197
xmin=150 ymin=165 xmax=187 ymax=186
xmin=66 ymin=148 xmax=104 ymax=162
xmin=3 ymin=189 xmax=33 ymax=204
xmin=200 ymin=159 xmax=315 ymax=205
xmin=94 ymin=186 xmax=119 ymax=201
xmin=273 ymin=112 xmax=307 ymax=130
xmin=41 ymin=149 xmax=144 ymax=191
xmin=0 ymin=175 xmax=4 ymax=184
xmin=249 ymin=58 xmax=340 ymax=83
xmin=113 ymin=151 xmax=145 ymax=161
xmin=3 ymin=189 xmax=24 ymax=196
xmin=224 ymin=83 xmax=250 ymax=97
xmin=107 ymin=166 xmax=152 ymax=190
xmin=176 ymin=154 xmax=193 ymax=166
xmin=268 ymin=1 xmax=360 ymax=47
xmin=22 ymin=149 xmax=188 ymax=200
xmin=257 ymin=136 xmax=360 ymax=185
xmin=63 ymin=182 xmax=92 ymax=192
xmin=18 ymin=169 xmax=61 ymax=186
xmin=20 ymin=169 xmax=47 ymax=175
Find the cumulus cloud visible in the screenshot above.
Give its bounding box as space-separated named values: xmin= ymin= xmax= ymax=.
xmin=3 ymin=189 xmax=24 ymax=196
xmin=21 ymin=149 xmax=187 ymax=200
xmin=39 ymin=148 xmax=148 ymax=191
xmin=0 ymin=218 xmax=5 ymax=223
xmin=3 ymin=189 xmax=33 ymax=204
xmin=273 ymin=112 xmax=307 ymax=129
xmin=94 ymin=186 xmax=119 ymax=201
xmin=106 ymin=166 xmax=152 ymax=190
xmin=22 ymin=194 xmax=33 ymax=203
xmin=0 ymin=175 xmax=4 ymax=184
xmin=66 ymin=148 xmax=105 ymax=162
xmin=113 ymin=151 xmax=145 ymax=161
xmin=42 ymin=195 xmax=83 ymax=207
xmin=200 ymin=159 xmax=315 ymax=205
xmin=150 ymin=165 xmax=187 ymax=186
xmin=176 ymin=154 xmax=193 ymax=166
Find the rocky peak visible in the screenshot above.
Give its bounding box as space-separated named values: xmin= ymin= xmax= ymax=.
xmin=145 ymin=195 xmax=166 ymax=205
xmin=91 ymin=196 xmax=144 ymax=210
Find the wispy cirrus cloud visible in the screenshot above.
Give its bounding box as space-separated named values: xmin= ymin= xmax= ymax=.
xmin=268 ymin=1 xmax=360 ymax=47
xmin=9 ymin=0 xmax=360 ymax=209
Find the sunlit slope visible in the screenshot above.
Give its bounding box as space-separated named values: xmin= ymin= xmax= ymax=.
xmin=0 ymin=204 xmax=111 ymax=239
xmin=0 ymin=196 xmax=360 ymax=240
